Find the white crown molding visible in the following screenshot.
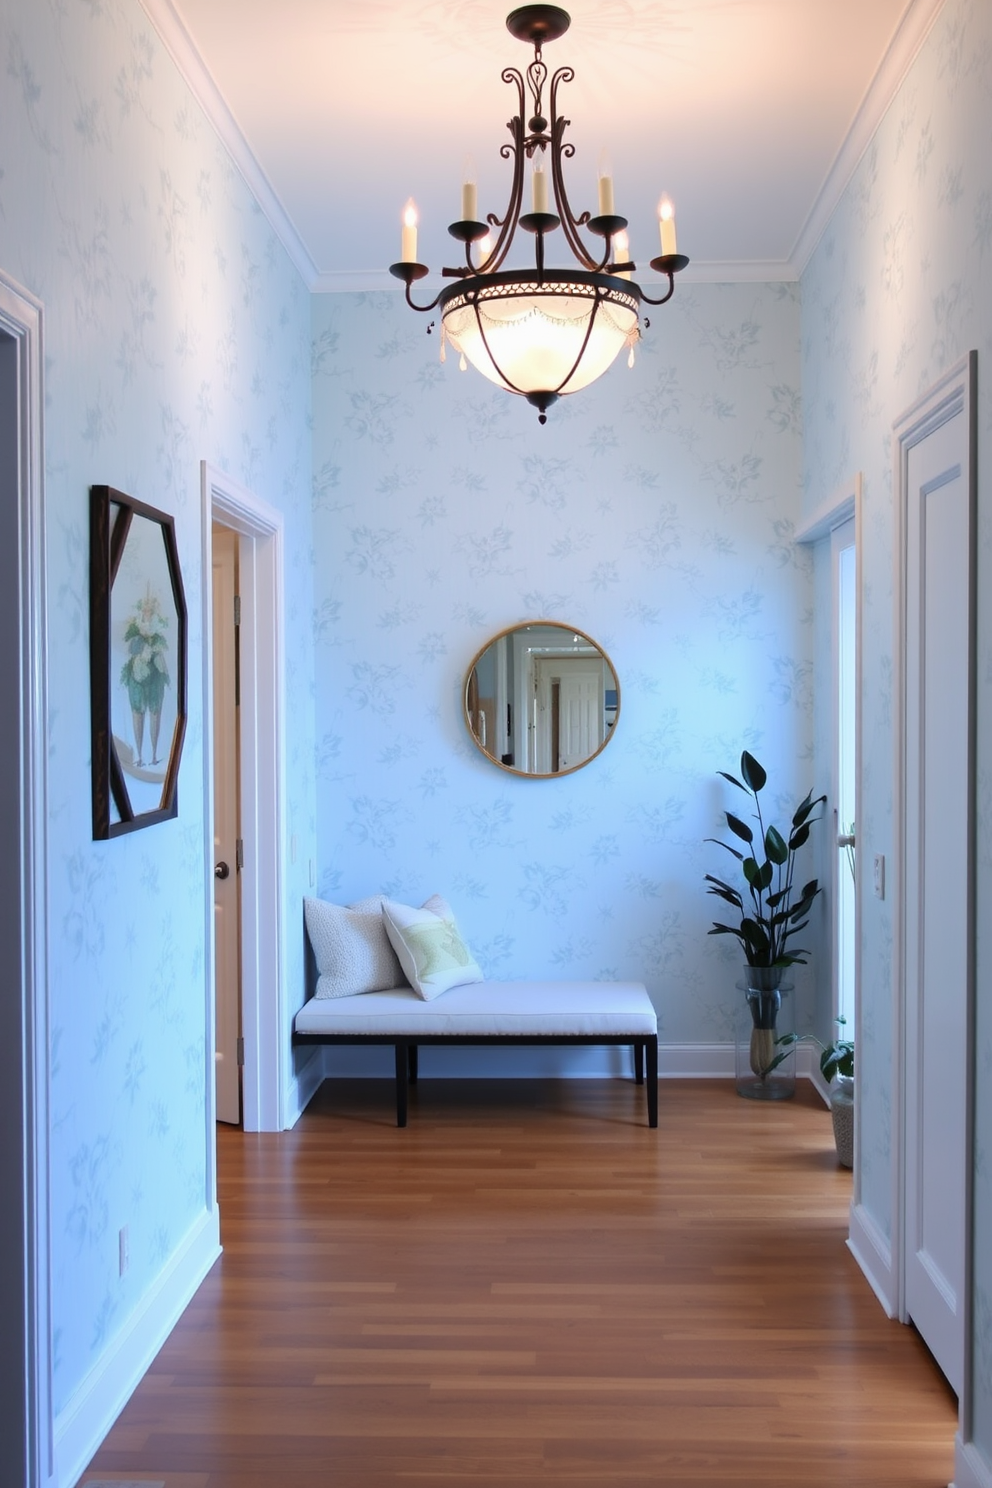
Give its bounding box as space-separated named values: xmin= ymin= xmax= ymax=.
xmin=136 ymin=0 xmax=318 ymax=288
xmin=311 ymin=259 xmax=799 ymax=296
xmin=790 ymin=0 xmax=948 ymax=274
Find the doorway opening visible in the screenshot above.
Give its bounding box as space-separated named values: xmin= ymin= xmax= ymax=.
xmin=832 ymin=517 xmax=857 ymax=1033
xmin=201 ymin=464 xmax=285 ymax=1133
xmin=212 ymin=523 xmax=243 ymax=1126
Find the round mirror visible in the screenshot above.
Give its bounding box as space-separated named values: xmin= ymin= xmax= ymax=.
xmin=464 ymin=622 xmax=620 ymax=777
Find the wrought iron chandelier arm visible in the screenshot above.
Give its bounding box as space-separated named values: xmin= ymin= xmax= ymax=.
xmin=547 ymin=69 xmax=599 ymax=269
xmin=476 ymin=76 xmax=527 ymax=274
xmin=637 ymin=273 xmax=676 ymax=307
xmin=388 ymin=263 xmax=446 ymax=313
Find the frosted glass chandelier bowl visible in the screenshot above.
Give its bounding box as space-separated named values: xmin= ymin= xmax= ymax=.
xmin=441 ymin=272 xmax=639 ymax=404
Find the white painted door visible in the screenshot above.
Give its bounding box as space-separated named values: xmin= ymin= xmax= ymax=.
xmin=901 ymin=388 xmax=972 ymax=1397
xmin=212 ymin=526 xmax=242 ymax=1126
xmin=535 ymin=658 xmax=603 ymax=772
xmin=557 ymin=664 xmax=603 ymax=771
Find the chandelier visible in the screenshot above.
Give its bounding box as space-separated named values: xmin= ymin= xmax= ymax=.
xmin=389 ymin=4 xmax=689 ymax=423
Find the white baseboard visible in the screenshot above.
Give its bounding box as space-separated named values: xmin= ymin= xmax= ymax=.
xmin=284 ymin=1047 xmax=324 ymax=1128
xmin=847 ymin=1200 xmax=897 ymax=1317
xmin=658 ymin=1042 xmax=734 ymax=1077
xmin=55 ymin=1206 xmax=221 ymax=1488
xmin=954 ymin=1435 xmax=992 ymax=1488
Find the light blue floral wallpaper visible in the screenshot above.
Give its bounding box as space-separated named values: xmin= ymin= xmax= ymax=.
xmin=801 ymin=0 xmax=992 ymax=1457
xmin=0 ymin=0 xmax=315 ymax=1418
xmin=311 ymin=282 xmax=817 ymax=1059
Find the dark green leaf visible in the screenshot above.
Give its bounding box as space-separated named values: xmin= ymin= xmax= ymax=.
xmin=718 ymin=771 xmax=747 ymax=792
xmin=765 ymin=825 xmax=788 ymax=864
xmin=705 ymin=884 xmax=744 ymax=909
xmin=756 ymin=859 xmax=774 ymax=891
xmin=740 ymin=918 xmax=769 ymax=952
xmin=725 ymin=812 xmax=754 ymax=844
xmin=766 ymin=889 xmax=787 ymax=909
xmin=740 ymin=751 xmax=767 ymax=793
xmin=742 ymin=856 xmax=759 ymax=886
xmin=791 ymin=791 xmax=815 ymax=828
xmin=788 ymin=822 xmax=811 ymax=851
xmin=705 ymin=836 xmax=745 ymax=861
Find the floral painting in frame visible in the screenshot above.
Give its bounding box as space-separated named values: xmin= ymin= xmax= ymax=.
xmin=90 ymin=485 xmax=188 ymax=838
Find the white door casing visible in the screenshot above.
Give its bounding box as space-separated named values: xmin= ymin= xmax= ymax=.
xmin=831 ymin=516 xmax=857 ymax=1034
xmin=894 ymin=351 xmax=976 ymax=1402
xmin=794 ymin=477 xmax=862 ymax=1144
xmin=0 ymin=271 xmax=54 ymax=1484
xmin=201 ymin=464 xmax=285 ymax=1133
xmin=212 ymin=526 xmax=242 ymax=1126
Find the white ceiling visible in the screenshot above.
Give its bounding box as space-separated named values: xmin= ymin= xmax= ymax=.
xmin=145 ymin=0 xmax=945 ymax=289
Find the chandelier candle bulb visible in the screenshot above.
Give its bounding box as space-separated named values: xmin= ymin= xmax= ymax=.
xmin=401 ymin=199 xmax=418 ymax=263
xmin=462 ymin=179 xmax=478 ymax=223
xmin=532 ymin=161 xmax=549 ymax=214
xmin=597 ymin=166 xmax=614 ymax=217
xmin=614 ymin=230 xmax=631 ymax=279
xmin=658 ymin=196 xmax=677 ymax=256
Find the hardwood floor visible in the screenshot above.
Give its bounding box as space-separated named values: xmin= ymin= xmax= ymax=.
xmin=85 ymin=1077 xmax=957 ymax=1488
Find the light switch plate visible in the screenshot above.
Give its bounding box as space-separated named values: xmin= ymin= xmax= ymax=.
xmin=873 ymin=853 xmax=885 ymax=899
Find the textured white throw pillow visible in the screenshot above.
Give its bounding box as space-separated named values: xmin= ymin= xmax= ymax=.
xmin=305 ymin=894 xmax=404 ymax=999
xmin=381 ymin=895 xmax=484 ymax=1001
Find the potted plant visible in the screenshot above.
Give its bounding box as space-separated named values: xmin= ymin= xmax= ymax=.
xmin=706 ymin=750 xmax=826 ymax=1095
xmin=820 ymin=1021 xmax=854 ymax=1167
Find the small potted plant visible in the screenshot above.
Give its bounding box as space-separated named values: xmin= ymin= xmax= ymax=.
xmin=820 ymin=1020 xmax=854 ymax=1167
xmin=706 ymin=750 xmax=826 ymax=1097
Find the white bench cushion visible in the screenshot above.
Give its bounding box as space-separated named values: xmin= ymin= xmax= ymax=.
xmin=294 ymin=979 xmax=657 ymax=1038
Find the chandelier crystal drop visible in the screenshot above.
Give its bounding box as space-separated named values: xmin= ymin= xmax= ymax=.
xmin=389 ymin=4 xmax=689 ymax=424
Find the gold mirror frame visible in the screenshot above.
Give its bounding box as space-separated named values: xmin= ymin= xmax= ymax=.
xmin=464 ymin=621 xmax=620 ymax=778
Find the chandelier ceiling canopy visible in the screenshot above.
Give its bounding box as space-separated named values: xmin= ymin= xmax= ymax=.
xmin=389 ymin=4 xmax=689 ymax=424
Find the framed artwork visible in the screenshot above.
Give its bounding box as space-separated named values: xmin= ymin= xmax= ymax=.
xmin=90 ymin=485 xmax=188 ymax=839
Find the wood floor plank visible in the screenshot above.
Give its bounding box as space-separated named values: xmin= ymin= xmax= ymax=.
xmin=84 ymin=1078 xmax=956 ymax=1487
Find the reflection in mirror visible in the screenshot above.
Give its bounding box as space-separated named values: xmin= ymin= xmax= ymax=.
xmin=465 ymin=623 xmax=620 ymax=777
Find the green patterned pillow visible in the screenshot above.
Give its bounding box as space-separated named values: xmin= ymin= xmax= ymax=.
xmin=382 ymin=895 xmax=484 ymax=1000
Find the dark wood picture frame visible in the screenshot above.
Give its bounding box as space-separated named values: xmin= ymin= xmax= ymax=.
xmin=90 ymin=485 xmax=188 ymax=839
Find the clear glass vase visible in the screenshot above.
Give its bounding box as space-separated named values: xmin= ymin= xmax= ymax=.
xmin=735 ymin=970 xmax=795 ymax=1100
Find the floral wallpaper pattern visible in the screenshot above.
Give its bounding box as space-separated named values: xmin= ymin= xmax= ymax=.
xmin=2 ymin=0 xmax=989 ymax=1470
xmin=0 ymin=0 xmax=315 ymax=1416
xmin=801 ymin=0 xmax=992 ymax=1457
xmin=311 ymin=282 xmax=814 ymax=1060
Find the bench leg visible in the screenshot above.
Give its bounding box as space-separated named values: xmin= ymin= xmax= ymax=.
xmin=408 ymin=1044 xmax=419 ymax=1083
xmin=646 ymin=1036 xmax=658 ymax=1128
xmin=634 ymin=1041 xmax=644 ymax=1085
xmin=394 ymin=1043 xmax=408 ymax=1127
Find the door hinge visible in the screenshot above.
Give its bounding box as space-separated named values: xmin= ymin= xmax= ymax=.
xmin=236 ymin=838 xmax=244 ymax=872
xmin=233 ymin=594 xmax=241 ymax=627
xmin=236 ymin=1036 xmax=245 ymax=1067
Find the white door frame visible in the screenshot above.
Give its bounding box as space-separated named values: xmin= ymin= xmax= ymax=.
xmin=0 ymin=270 xmax=54 ymax=1483
xmin=201 ymin=463 xmax=285 ymax=1133
xmin=795 ymin=474 xmax=863 ymax=1150
xmin=892 ymin=352 xmax=976 ymax=1434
